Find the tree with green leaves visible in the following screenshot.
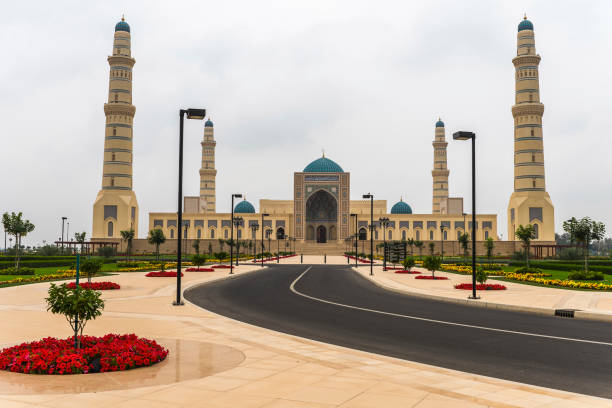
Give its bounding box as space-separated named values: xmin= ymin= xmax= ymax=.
xmin=208 ymin=242 xmax=213 ymax=256
xmin=406 ymin=238 xmax=415 ymax=255
xmin=515 ymin=224 xmax=536 ymax=267
xmin=46 ymin=283 xmax=104 ymax=349
xmin=218 ymin=238 xmax=225 ymax=252
xmin=414 ymin=240 xmax=424 ymax=257
xmin=428 ymin=242 xmax=435 ymax=255
xmin=74 ymin=232 xmax=86 ymax=253
xmin=148 ymin=228 xmax=166 ymax=261
xmin=562 ymin=217 xmax=578 ymax=245
xmin=80 ymin=259 xmax=103 ymax=283
xmin=120 ymin=229 xmax=135 ymax=262
xmin=422 ymin=256 xmax=442 ymax=278
xmin=2 ymin=212 xmax=35 ymax=270
xmin=192 ymin=239 xmax=200 ymax=255
xmin=566 ymin=217 xmax=606 ymax=272
xmin=484 ymin=237 xmax=495 ymax=266
xmin=458 ymin=233 xmax=470 ymax=262
xmin=192 ymin=254 xmax=207 ymax=268
xmin=402 ymin=256 xmax=415 ymax=272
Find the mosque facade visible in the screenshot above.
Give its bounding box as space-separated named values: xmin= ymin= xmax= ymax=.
xmin=92 ymin=16 xmax=555 ymax=253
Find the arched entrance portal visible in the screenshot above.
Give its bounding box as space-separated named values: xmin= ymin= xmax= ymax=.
xmin=305 ymin=190 xmax=338 ymax=242
xmin=316 ymin=226 xmax=327 ymax=243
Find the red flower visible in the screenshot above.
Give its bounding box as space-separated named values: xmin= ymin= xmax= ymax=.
xmin=414 ymin=276 xmax=449 ymax=280
xmin=454 ymin=283 xmax=507 ymax=290
xmin=67 ymin=282 xmax=120 ymax=290
xmin=145 ymin=271 xmax=184 ymax=277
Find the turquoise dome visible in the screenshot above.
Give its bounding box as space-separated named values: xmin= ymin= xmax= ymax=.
xmin=205 ymin=118 xmax=213 ymax=127
xmin=390 ymin=200 xmax=412 ymax=214
xmin=115 ymin=19 xmax=130 ymax=33
xmin=234 ymin=199 xmax=255 ymax=213
xmin=518 ymin=18 xmax=533 ymax=32
xmin=303 ymin=156 xmax=344 ymax=173
xmin=436 ymin=119 xmax=444 ymax=128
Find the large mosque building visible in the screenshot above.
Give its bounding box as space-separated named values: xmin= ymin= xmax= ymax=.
xmin=92 ymin=16 xmax=555 ymax=254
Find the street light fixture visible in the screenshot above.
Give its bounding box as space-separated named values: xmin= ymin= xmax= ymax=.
xmin=233 ymin=216 xmax=244 ymax=267
xmin=250 ymin=222 xmax=259 ymax=261
xmin=453 ymin=130 xmax=478 ymax=300
xmin=61 ymin=217 xmax=67 ymax=254
xmin=350 ymin=214 xmax=358 ymax=267
xmin=362 ymin=194 xmax=374 ymax=276
xmin=440 ymin=223 xmax=446 ymax=262
xmin=175 ymin=107 xmax=206 ymax=306
xmin=229 ymin=194 xmax=243 ymax=274
xmin=379 ymin=217 xmax=390 ymax=270
xmin=261 ymin=213 xmax=270 ymax=267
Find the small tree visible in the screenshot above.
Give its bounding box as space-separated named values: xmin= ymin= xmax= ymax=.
xmin=414 ymin=240 xmax=424 ymax=257
xmin=402 ymin=256 xmax=415 ymax=272
xmin=192 ymin=239 xmax=200 ymax=255
xmin=192 ymin=254 xmax=207 ymax=268
xmin=97 ymin=245 xmax=115 ymax=258
xmin=120 ymin=229 xmax=135 ymax=262
xmin=74 ymin=232 xmax=86 ymax=253
xmin=422 ymin=256 xmax=442 ymax=278
xmin=148 ymin=228 xmax=166 ymax=261
xmin=515 ymin=224 xmax=536 ymax=267
xmin=218 ymin=238 xmax=225 ymax=252
xmin=407 ymin=238 xmax=415 ymax=255
xmin=458 ymin=233 xmax=470 ymax=262
xmin=46 ymin=283 xmax=104 ymax=349
xmin=570 ymin=217 xmax=606 ymax=272
xmin=2 ymin=212 xmax=35 ymax=270
xmin=80 ymin=259 xmax=103 ymax=283
xmin=475 ymin=266 xmax=488 ymax=285
xmin=428 ymin=242 xmax=435 ymax=255
xmin=484 ymin=237 xmax=495 ymax=267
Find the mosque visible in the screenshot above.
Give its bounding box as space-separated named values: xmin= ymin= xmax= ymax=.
xmin=91 ymin=16 xmax=555 ymax=255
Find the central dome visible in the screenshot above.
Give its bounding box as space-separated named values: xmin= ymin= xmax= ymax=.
xmin=234 ymin=199 xmax=255 ymax=213
xmin=303 ymin=156 xmax=344 ymax=173
xmin=390 ymin=199 xmax=412 ymax=214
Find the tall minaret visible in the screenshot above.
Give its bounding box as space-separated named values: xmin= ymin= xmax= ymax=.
xmin=92 ymin=17 xmax=139 ymax=238
xmin=432 ymin=118 xmax=449 ymax=213
xmin=199 ymin=118 xmax=217 ymax=213
xmin=507 ymin=15 xmax=554 ymax=241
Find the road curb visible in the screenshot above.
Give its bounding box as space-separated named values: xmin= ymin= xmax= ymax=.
xmin=355 ymin=268 xmax=612 ymax=323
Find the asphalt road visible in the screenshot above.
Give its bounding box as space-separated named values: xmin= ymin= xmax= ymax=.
xmin=184 ymin=264 xmax=612 ymax=398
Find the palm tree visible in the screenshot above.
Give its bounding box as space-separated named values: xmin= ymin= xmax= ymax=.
xmin=218 ymin=238 xmax=225 ymax=252
xmin=484 ymin=237 xmax=495 ymax=267
xmin=148 ymin=229 xmax=166 ymax=261
xmin=458 ymin=233 xmax=470 ymax=262
xmin=515 ymin=224 xmax=536 ymax=267
xmin=414 ymin=240 xmax=424 ymax=257
xmin=407 ymin=238 xmax=415 ymax=255
xmin=120 ymin=229 xmax=135 ymax=262
xmin=74 ymin=232 xmax=86 ymax=253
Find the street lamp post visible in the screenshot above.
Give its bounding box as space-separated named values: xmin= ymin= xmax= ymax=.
xmin=250 ymin=222 xmax=259 ymax=261
xmin=453 ymin=131 xmax=478 ymax=300
xmin=379 ymin=217 xmax=389 ymax=270
xmin=350 ymin=214 xmax=358 ymax=267
xmin=440 ymin=224 xmax=445 ymax=262
xmin=261 ymin=213 xmax=269 ymax=267
xmin=229 ymin=194 xmax=243 ymax=274
xmin=174 ymin=108 xmax=206 ymax=306
xmin=363 ymin=194 xmax=374 ymax=276
xmin=233 ymin=215 xmax=243 ymax=268
xmin=61 ymin=217 xmax=67 ymax=253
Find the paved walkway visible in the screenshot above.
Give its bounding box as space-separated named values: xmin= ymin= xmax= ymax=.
xmin=0 ymin=262 xmax=610 ymax=407
xmin=352 ymin=261 xmax=612 ymax=321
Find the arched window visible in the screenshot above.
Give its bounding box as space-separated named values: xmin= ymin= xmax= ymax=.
xmin=111 ymin=153 xmax=116 ymax=161
xmin=416 ymin=230 xmax=420 ymax=240
xmin=485 ymin=231 xmax=489 ymax=240
xmin=224 ymin=229 xmax=228 ymax=239
xmin=210 ymin=229 xmax=215 ymax=239
xmin=529 ymin=94 xmax=533 ymax=102
xmin=170 ymin=229 xmax=174 ymax=239
xmin=533 ymin=224 xmax=539 ymax=239
xmin=533 ymin=179 xmax=536 ymax=188
xmin=359 ymin=228 xmax=367 ymax=241
xmin=110 ymin=177 xmax=115 ymax=187
xmin=530 ymin=129 xmax=534 ymax=137
xmin=443 ymin=230 xmax=447 ymax=240
xmin=402 ymin=230 xmax=406 ymax=240
xmin=388 ymin=230 xmax=392 ymax=240
xmin=374 ymin=230 xmax=378 ymax=240
xmin=532 ymin=153 xmax=535 ymax=162
xmin=114 ymin=94 xmax=118 ymax=102
xmin=429 ymin=230 xmax=434 ymax=240
xmin=457 ymin=231 xmax=461 ymax=240
xmin=197 ymin=229 xmax=201 ymax=239
xmin=107 ymin=222 xmax=113 ymax=237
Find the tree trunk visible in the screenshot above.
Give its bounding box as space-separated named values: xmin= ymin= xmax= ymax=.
xmin=16 ymin=234 xmax=21 ymax=270
xmin=525 ymin=243 xmax=530 ymax=268
xmin=584 ymin=243 xmax=588 ymax=272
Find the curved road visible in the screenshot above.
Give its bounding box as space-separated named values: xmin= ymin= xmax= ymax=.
xmin=185 ymin=264 xmax=612 ymax=398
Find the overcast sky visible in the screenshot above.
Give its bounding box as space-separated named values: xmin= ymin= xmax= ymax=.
xmin=2 ymin=0 xmax=611 ymax=246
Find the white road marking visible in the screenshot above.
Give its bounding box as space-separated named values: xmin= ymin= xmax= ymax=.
xmin=289 ymin=267 xmax=612 ymax=347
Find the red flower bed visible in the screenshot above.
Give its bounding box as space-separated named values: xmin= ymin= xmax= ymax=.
xmin=454 ymin=283 xmax=507 ymax=290
xmin=185 ymin=267 xmax=215 ymax=272
xmin=145 ymin=271 xmax=183 ymax=277
xmin=66 ymin=282 xmax=120 ymax=290
xmin=211 ymin=265 xmax=231 ymax=269
xmin=395 ymin=270 xmax=421 ymax=274
xmin=414 ymin=275 xmax=449 ymax=280
xmin=384 ymin=267 xmax=403 ymax=271
xmin=0 ymin=334 xmax=168 ymax=375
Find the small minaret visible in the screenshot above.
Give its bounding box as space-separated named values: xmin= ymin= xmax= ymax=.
xmin=431 ymin=118 xmax=449 ymax=213
xmin=199 ymin=117 xmax=217 ymax=212
xmin=92 ymin=16 xmax=139 ymax=238
xmin=507 ymin=15 xmax=554 ymax=241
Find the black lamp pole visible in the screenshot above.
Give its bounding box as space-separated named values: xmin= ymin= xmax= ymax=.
xmin=440 ymin=224 xmax=445 ymax=262
xmin=350 ymin=214 xmax=357 ymax=267
xmin=453 ymin=131 xmax=479 ymax=300
xmin=229 ymin=194 xmax=242 ymax=275
xmin=234 ymin=216 xmax=243 ymax=267
xmin=61 ymin=217 xmax=67 ymax=253
xmin=174 ymin=108 xmax=206 ymax=306
xmin=261 ymin=213 xmax=269 ymax=267
xmin=363 ymin=194 xmax=374 ymax=276
xmin=380 ymin=217 xmax=389 ymax=270
xmin=251 ymin=223 xmax=259 ymax=261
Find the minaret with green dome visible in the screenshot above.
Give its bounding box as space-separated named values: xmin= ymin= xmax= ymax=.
xmin=507 ymin=15 xmax=555 ymax=241
xmin=431 ymin=118 xmax=449 ymax=214
xmin=92 ymin=16 xmax=139 ymax=238
xmin=199 ymin=117 xmax=217 ymax=212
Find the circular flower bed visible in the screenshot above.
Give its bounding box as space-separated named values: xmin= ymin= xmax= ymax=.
xmin=0 ymin=334 xmax=168 ymax=375
xmin=415 ymin=275 xmax=449 ymax=280
xmin=395 ymin=270 xmax=421 ymax=274
xmin=185 ymin=267 xmax=215 ymax=272
xmin=454 ymin=283 xmax=507 ymax=290
xmin=145 ymin=271 xmax=183 ymax=277
xmin=66 ymin=282 xmax=120 ymax=290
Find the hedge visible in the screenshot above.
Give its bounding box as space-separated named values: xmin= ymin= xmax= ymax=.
xmin=509 ymin=261 xmax=612 ymax=274
xmin=0 ymin=260 xmax=75 ymax=270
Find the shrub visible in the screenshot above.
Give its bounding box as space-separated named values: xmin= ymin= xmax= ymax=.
xmin=97 ymin=246 xmax=116 ymax=258
xmin=514 ymin=267 xmax=543 ymax=274
xmin=1 ymin=267 xmax=35 ymax=275
xmin=213 ymin=252 xmax=229 ymax=261
xmin=117 ymin=261 xmax=140 ymax=268
xmin=80 ymin=259 xmax=104 ymax=283
xmin=192 ymin=254 xmax=208 ymax=267
xmin=422 ymin=256 xmax=442 ymax=278
xmin=557 ymin=248 xmax=583 ymax=260
xmin=475 ymin=267 xmax=488 ymax=284
xmin=402 ymin=257 xmax=415 ymax=271
xmin=567 ymin=270 xmax=605 ymax=281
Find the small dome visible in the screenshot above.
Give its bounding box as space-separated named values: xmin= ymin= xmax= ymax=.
xmin=205 ymin=118 xmax=213 ymax=127
xmin=303 ymin=156 xmax=344 ymax=173
xmin=390 ymin=199 xmax=412 ymax=214
xmin=518 ymin=17 xmax=533 ymax=32
xmin=115 ymin=17 xmax=130 ymax=33
xmin=436 ymin=118 xmax=444 ymax=128
xmin=234 ymin=199 xmax=255 ymax=213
